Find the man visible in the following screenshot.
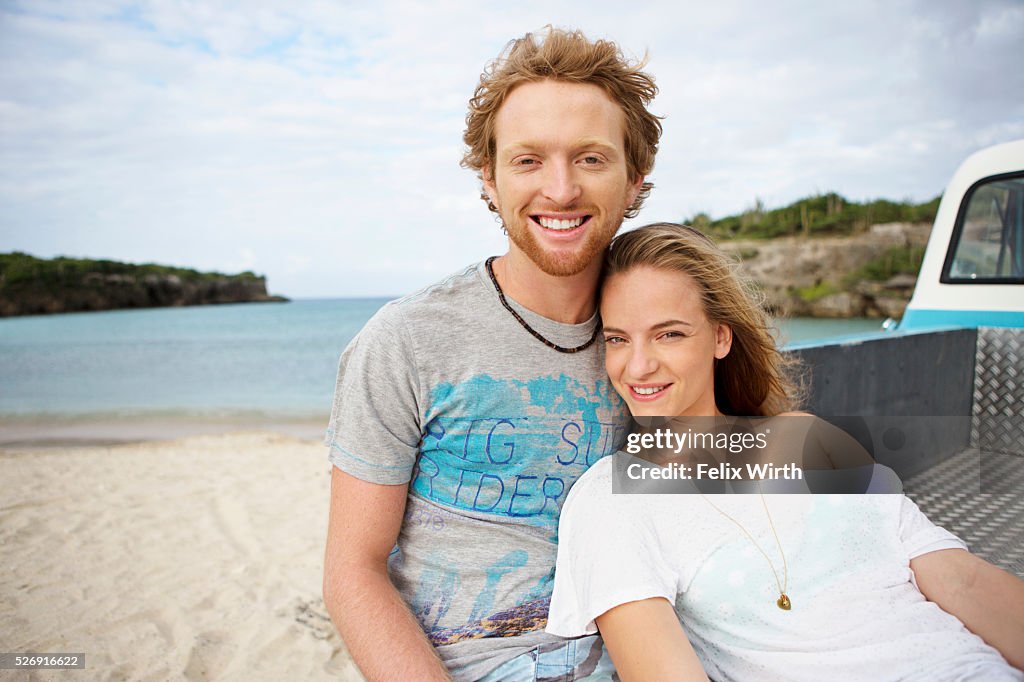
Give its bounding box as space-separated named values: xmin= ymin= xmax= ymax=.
xmin=323 ymin=27 xmax=662 ymax=681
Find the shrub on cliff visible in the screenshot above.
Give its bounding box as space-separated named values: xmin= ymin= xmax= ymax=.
xmin=0 ymin=252 xmax=279 ymax=317
xmin=688 ymin=194 xmax=941 ymax=241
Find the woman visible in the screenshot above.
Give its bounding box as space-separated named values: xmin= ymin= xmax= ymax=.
xmin=546 ymin=223 xmax=1024 ymax=681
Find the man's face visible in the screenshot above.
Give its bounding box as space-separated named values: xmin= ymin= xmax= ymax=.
xmin=483 ymin=79 xmax=643 ymax=277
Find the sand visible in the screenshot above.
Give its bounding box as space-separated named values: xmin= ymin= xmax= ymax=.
xmin=0 ymin=432 xmax=364 ymax=681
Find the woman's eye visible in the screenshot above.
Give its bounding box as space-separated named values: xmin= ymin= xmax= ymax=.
xmin=660 ymin=331 xmax=685 ymax=340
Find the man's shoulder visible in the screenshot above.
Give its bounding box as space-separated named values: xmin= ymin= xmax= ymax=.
xmin=393 ymin=261 xmax=487 ymax=308
xmin=360 ymin=261 xmax=488 ymax=328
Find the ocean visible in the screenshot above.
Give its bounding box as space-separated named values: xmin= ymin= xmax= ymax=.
xmin=0 ymin=299 xmax=883 ymax=429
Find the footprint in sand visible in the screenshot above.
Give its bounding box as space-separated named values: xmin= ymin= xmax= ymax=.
xmin=183 ymin=629 xmax=233 ymax=681
xmin=292 ymin=597 xmax=336 ymax=641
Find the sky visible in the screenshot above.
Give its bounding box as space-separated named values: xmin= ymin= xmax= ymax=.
xmin=1 ymin=1 xmax=1022 ymax=298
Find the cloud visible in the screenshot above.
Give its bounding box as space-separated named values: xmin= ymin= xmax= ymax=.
xmin=1 ymin=0 xmax=1022 ymax=296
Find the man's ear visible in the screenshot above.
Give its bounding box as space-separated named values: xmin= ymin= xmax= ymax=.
xmin=627 ymin=174 xmax=645 ymax=208
xmin=714 ymin=323 xmax=733 ymax=360
xmin=482 ymin=166 xmax=499 ymax=211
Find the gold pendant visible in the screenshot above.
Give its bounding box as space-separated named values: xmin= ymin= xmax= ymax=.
xmin=777 ymin=594 xmax=791 ymax=610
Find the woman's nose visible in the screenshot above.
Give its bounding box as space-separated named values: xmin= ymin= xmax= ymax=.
xmin=627 ymin=344 xmax=658 ymax=377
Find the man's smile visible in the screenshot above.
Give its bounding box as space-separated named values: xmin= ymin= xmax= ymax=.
xmin=530 ymin=214 xmax=592 ymax=231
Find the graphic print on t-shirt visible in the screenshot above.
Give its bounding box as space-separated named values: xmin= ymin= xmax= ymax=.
xmin=400 ymin=372 xmax=626 ymax=645
xmin=412 ymin=372 xmax=625 ymax=528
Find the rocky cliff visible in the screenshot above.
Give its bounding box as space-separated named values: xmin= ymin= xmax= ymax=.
xmin=721 ymin=222 xmax=932 ymax=318
xmin=0 ymin=253 xmax=288 ymax=317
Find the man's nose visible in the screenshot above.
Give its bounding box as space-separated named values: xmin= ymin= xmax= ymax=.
xmin=542 ymin=161 xmax=582 ymax=206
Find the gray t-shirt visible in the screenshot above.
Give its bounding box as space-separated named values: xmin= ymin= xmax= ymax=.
xmin=326 ymin=261 xmax=630 ymax=680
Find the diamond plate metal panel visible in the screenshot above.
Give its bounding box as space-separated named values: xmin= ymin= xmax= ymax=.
xmin=905 ymin=448 xmax=1024 ymax=578
xmin=971 ymin=327 xmax=1024 ymax=456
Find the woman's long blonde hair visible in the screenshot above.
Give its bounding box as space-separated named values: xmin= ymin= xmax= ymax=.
xmin=604 ymin=223 xmax=803 ymax=416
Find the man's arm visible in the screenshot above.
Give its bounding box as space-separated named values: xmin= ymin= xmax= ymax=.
xmin=323 ymin=466 xmax=452 ymax=681
xmin=911 ymin=548 xmax=1024 ymax=670
xmin=595 ymin=597 xmax=710 ymax=682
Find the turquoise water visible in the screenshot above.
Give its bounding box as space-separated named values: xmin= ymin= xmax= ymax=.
xmin=775 ymin=316 xmax=885 ymax=346
xmin=0 ymin=299 xmax=385 ymax=419
xmin=0 ymin=299 xmax=883 ymax=419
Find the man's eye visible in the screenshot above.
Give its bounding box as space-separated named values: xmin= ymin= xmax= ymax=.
xmin=660 ymin=331 xmax=685 ymax=340
xmin=604 ymin=336 xmax=626 ymax=345
xmin=581 ymin=156 xmax=602 ymax=165
xmin=515 ymin=158 xmax=538 ymax=166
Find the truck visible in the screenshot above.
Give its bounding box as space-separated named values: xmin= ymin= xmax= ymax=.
xmin=788 ymin=139 xmax=1023 ymax=578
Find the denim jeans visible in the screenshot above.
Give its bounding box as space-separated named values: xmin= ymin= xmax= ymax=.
xmin=477 ymin=635 xmax=618 ymax=681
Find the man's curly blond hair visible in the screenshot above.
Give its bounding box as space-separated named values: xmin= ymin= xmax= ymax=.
xmin=461 ymin=27 xmax=662 ymax=219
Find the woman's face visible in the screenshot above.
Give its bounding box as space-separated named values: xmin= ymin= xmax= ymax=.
xmin=601 ymin=266 xmax=732 ymax=417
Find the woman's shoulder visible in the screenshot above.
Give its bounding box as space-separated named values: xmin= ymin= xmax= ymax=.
xmin=564 ymin=452 xmax=660 ymax=517
xmin=566 ymin=454 xmax=617 ymax=502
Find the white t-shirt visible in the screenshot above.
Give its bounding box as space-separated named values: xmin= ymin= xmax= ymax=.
xmin=548 ymin=454 xmax=1023 ymax=682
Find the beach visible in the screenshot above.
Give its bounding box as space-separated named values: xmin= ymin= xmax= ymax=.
xmin=0 ymin=431 xmax=364 ymax=681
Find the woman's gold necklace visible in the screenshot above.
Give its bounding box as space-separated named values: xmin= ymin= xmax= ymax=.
xmin=700 ymin=484 xmax=792 ymax=610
